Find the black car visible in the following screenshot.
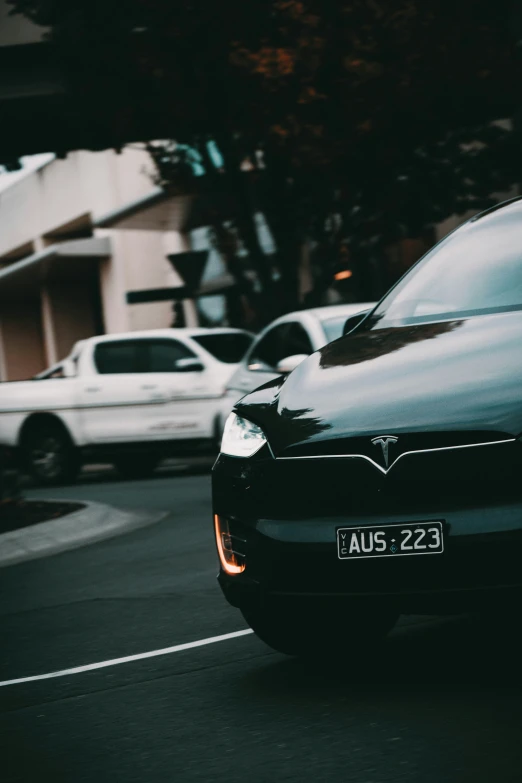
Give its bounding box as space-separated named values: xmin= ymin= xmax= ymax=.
xmin=212 ymin=197 xmax=522 ymax=656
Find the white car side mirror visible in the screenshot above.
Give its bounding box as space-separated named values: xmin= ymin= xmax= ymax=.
xmin=276 ymin=354 xmax=308 ymax=374
xmin=247 ymin=359 xmax=273 ymax=373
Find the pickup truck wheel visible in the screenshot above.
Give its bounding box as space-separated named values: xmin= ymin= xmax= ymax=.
xmin=23 ymin=424 xmax=79 ymax=486
xmin=114 ymin=456 xmax=159 ymax=480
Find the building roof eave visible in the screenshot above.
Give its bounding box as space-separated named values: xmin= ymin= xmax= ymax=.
xmin=0 ymin=236 xmax=111 ymax=299
xmin=94 ymin=189 xmax=196 ymax=233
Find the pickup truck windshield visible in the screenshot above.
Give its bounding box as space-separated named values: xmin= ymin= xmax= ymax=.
xmin=192 ymin=333 xmax=253 ymax=363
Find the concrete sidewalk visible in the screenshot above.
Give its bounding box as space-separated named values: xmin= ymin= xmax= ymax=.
xmin=0 ymin=500 xmax=167 ymax=568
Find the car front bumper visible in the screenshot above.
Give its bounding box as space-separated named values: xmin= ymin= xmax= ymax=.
xmin=212 ymin=450 xmax=522 ymax=614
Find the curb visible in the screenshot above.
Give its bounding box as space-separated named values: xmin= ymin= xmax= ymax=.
xmin=0 ymin=500 xmax=167 ymax=569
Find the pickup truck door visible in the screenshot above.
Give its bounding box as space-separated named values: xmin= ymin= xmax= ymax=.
xmin=139 ymin=338 xmax=221 ymax=440
xmin=77 ymin=339 xmax=168 ymax=443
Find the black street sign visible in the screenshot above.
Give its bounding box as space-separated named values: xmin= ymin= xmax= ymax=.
xmin=167 ymin=250 xmax=209 ymax=292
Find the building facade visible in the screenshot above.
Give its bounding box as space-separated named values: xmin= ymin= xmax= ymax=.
xmin=0 ymin=147 xmax=214 ymax=380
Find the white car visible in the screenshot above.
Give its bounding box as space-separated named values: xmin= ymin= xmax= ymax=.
xmin=224 ymin=303 xmax=375 ymax=403
xmin=0 ymin=328 xmax=253 ymax=484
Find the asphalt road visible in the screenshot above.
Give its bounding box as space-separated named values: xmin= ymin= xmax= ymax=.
xmin=2 ymin=465 xmax=522 ymax=782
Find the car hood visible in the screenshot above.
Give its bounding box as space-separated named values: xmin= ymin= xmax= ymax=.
xmin=217 ymin=362 xmax=242 ymax=383
xmin=235 ymin=312 xmax=522 ymax=456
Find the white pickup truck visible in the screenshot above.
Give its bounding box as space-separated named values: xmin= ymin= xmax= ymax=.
xmin=0 ymin=328 xmax=253 ymax=485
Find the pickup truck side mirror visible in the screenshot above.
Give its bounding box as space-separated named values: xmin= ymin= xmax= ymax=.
xmin=342 ymin=309 xmax=370 ymax=336
xmin=175 ymin=357 xmax=205 ymax=373
xmin=276 ymin=354 xmax=308 ymax=374
xmin=61 ymin=359 xmax=77 ymax=378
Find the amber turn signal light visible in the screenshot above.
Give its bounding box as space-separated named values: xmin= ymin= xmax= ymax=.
xmin=214 ymin=514 xmax=246 ymax=575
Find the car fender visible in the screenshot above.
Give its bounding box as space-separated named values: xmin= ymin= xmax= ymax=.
xmin=0 ymin=378 xmax=82 ymax=447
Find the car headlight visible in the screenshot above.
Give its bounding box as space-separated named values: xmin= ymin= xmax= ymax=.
xmin=220 ymin=412 xmax=267 ymax=458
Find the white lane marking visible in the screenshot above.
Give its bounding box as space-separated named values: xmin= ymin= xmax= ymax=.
xmin=0 ymin=628 xmax=254 ymax=688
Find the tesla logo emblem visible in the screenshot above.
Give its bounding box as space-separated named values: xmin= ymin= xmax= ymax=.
xmin=371 ymin=436 xmax=398 ymax=468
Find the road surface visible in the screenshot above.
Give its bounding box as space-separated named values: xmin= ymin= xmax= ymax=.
xmin=1 ymin=466 xmax=522 ymax=782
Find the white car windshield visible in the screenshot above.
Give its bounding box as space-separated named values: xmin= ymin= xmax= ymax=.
xmin=370 ymin=202 xmax=522 ymax=329
xmin=192 ymin=333 xmax=253 ymax=363
xmin=321 ymin=315 xmax=353 ymax=343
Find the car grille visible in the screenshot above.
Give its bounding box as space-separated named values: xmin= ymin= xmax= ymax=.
xmin=249 ymin=435 xmax=522 ymax=518
xmin=279 ymin=430 xmax=511 ymax=459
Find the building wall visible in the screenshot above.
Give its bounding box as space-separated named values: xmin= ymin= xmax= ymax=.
xmin=123 ymin=229 xmax=181 ymax=332
xmin=93 ymin=228 xmax=186 ymax=334
xmin=0 ymin=314 xmax=7 ymax=380
xmin=46 ymin=281 xmax=100 ymax=361
xmin=0 ymin=148 xmax=189 ymax=377
xmin=0 ymin=0 xmax=47 ymax=47
xmin=0 ymin=146 xmax=159 ymax=259
xmin=97 ymin=233 xmax=131 ymax=334
xmin=0 ymin=300 xmax=46 ymax=380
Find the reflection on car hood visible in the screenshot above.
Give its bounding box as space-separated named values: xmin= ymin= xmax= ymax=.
xmin=235 ymin=312 xmax=522 ymax=456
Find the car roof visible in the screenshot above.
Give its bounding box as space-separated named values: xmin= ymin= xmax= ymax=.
xmin=270 ymin=303 xmax=376 ymax=326
xmin=309 ymin=303 xmax=376 ymax=321
xmin=85 ymin=327 xmax=252 ymax=345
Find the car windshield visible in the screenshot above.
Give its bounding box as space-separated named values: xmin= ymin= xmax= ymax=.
xmin=321 ymin=315 xmax=352 ymax=343
xmin=192 ymin=332 xmax=253 ymax=363
xmin=370 ymin=204 xmax=522 ymax=329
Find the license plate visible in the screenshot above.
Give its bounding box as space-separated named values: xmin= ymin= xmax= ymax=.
xmin=337 ymin=521 xmax=444 ymax=560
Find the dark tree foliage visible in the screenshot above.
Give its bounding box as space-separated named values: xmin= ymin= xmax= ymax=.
xmin=9 ymin=0 xmax=522 ymax=320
